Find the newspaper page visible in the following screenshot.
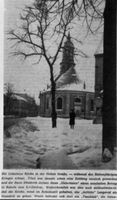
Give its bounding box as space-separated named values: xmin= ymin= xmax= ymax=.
xmin=1 ymin=0 xmax=117 ymax=199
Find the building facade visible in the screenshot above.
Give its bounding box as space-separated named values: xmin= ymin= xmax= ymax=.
xmin=4 ymin=93 xmax=38 ymax=117
xmin=39 ymin=33 xmax=95 ymax=118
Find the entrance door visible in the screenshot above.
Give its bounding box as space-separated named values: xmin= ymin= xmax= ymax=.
xmin=74 ymin=104 xmax=81 ymax=116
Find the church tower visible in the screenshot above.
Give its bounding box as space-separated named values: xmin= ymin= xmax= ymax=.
xmin=60 ymin=33 xmax=75 ymax=75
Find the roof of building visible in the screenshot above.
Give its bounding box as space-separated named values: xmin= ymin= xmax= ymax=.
xmin=11 ymin=93 xmax=35 ymax=103
xmin=56 ymin=66 xmax=81 ymax=88
xmin=45 ymin=82 xmax=94 ymax=93
xmin=41 ymin=32 xmax=94 ymax=94
xmin=45 ymin=65 xmax=94 ymax=93
xmin=56 ymin=83 xmax=87 ymax=92
xmin=12 ymin=94 xmax=28 ymax=102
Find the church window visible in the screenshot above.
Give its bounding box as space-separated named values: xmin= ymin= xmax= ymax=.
xmin=90 ymin=99 xmax=94 ymax=111
xmin=74 ymin=97 xmax=81 ymax=103
xmin=57 ymin=97 xmax=63 ymax=110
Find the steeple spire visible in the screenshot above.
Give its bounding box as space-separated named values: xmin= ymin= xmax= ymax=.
xmin=68 ymin=32 xmax=71 ymax=40
xmin=60 ymin=33 xmax=75 ymax=75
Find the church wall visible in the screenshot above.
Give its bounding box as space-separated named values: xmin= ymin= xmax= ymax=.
xmin=85 ymin=93 xmax=95 ymax=119
xmin=39 ymin=90 xmax=95 ymax=119
xmin=56 ymin=93 xmax=66 ymax=116
xmin=66 ymin=93 xmax=70 ymax=115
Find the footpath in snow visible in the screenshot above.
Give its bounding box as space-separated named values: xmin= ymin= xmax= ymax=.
xmin=4 ymin=117 xmax=116 ymax=169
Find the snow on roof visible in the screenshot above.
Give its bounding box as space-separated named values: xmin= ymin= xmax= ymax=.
xmin=46 ymin=82 xmax=94 ymax=93
xmin=56 ymin=66 xmax=81 ymax=88
xmin=56 ymin=83 xmax=94 ymax=93
xmin=44 ymin=63 xmax=94 ymax=93
xmin=12 ymin=94 xmax=28 ymax=102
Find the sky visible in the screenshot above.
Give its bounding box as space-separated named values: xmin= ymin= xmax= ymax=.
xmin=4 ymin=0 xmax=103 ymax=104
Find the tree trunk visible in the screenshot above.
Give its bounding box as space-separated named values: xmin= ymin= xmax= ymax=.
xmin=51 ymin=80 xmax=57 ymax=128
xmin=102 ymin=0 xmax=116 ymax=156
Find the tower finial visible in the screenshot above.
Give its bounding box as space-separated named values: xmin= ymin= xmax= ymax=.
xmin=83 ymin=81 xmax=86 ymax=89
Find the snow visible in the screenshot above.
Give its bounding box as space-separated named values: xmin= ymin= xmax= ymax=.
xmin=46 ymin=82 xmax=94 ymax=93
xmin=12 ymin=94 xmax=28 ymax=102
xmin=56 ymin=83 xmax=94 ymax=93
xmin=4 ymin=117 xmax=116 ymax=169
xmin=46 ymin=77 xmax=94 ymax=93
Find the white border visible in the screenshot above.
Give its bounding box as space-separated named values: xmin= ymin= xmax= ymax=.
xmin=0 ymin=0 xmax=4 ymax=170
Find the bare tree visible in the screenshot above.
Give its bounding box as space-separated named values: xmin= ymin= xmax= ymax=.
xmin=49 ymin=0 xmax=104 ymax=33
xmin=8 ymin=0 xmax=116 ymax=158
xmin=49 ymin=0 xmax=116 ymax=159
xmin=8 ymin=0 xmax=79 ymax=127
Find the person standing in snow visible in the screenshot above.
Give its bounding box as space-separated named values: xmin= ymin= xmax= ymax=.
xmin=69 ymin=109 xmax=76 ymax=129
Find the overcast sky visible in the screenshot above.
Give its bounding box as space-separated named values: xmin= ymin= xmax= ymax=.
xmin=4 ymin=0 xmax=103 ymax=103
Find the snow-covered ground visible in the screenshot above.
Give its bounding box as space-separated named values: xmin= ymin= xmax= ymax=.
xmin=4 ymin=117 xmax=116 ymax=169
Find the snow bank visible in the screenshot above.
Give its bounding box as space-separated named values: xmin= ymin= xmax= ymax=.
xmin=4 ymin=117 xmax=116 ymax=169
xmin=4 ymin=119 xmax=39 ymax=138
xmin=37 ymin=150 xmax=76 ymax=169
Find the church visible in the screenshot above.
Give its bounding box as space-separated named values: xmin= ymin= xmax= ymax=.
xmin=39 ymin=33 xmax=95 ymax=118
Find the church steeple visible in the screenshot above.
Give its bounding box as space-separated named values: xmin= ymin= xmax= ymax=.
xmin=60 ymin=33 xmax=75 ymax=75
xmin=68 ymin=32 xmax=71 ymax=40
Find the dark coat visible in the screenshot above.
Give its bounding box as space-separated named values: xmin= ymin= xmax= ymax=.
xmin=69 ymin=111 xmax=76 ymax=125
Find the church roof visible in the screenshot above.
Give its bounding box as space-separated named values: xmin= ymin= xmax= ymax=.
xmin=56 ymin=83 xmax=94 ymax=92
xmin=55 ymin=67 xmax=94 ymax=92
xmin=54 ymin=65 xmax=93 ymax=92
xmin=41 ymin=32 xmax=94 ymax=94
xmin=56 ymin=66 xmax=81 ymax=88
xmin=44 ymin=64 xmax=94 ymax=93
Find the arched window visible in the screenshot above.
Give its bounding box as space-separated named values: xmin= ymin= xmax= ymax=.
xmin=74 ymin=97 xmax=81 ymax=103
xmin=57 ymin=97 xmax=62 ymax=110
